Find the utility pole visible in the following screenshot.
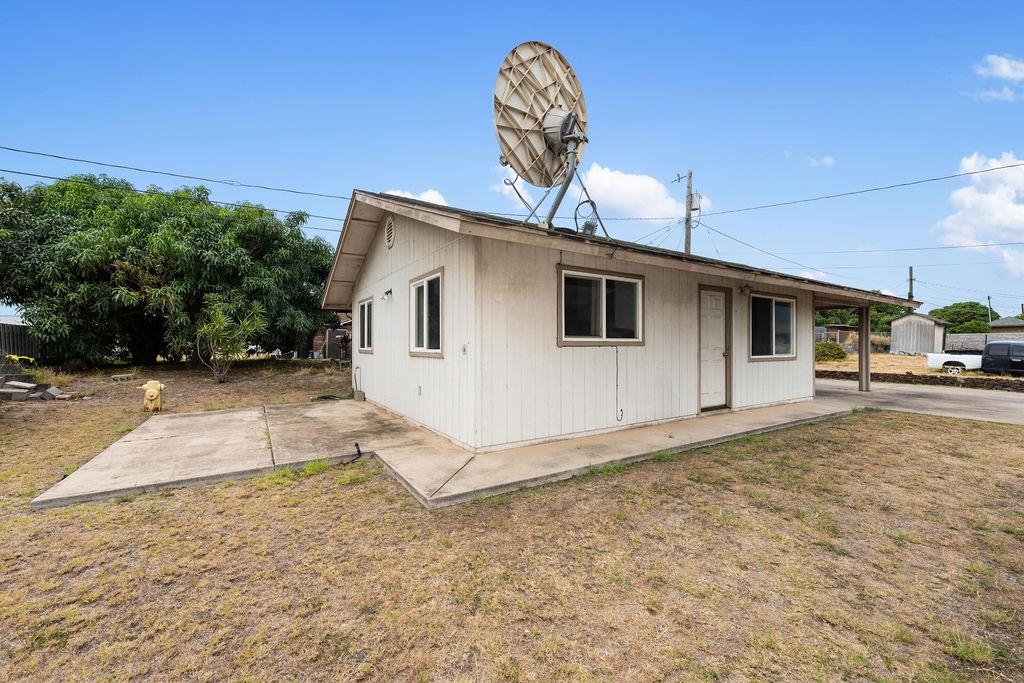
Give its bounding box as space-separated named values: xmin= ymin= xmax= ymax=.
xmin=907 ymin=266 xmax=914 ymax=301
xmin=684 ymin=169 xmax=693 ymax=255
xmin=987 ymin=295 xmax=993 ymax=323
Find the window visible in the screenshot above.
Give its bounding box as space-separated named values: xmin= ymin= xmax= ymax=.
xmin=410 ymin=269 xmax=442 ymax=355
xmin=560 ymin=268 xmax=643 ymax=345
xmin=358 ymin=299 xmax=373 ymax=352
xmin=750 ymin=294 xmax=795 ymax=358
xmin=988 ymin=343 xmax=1009 ymax=356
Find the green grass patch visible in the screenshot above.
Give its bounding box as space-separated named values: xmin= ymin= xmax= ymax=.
xmin=335 ymin=468 xmax=373 ymax=486
xmin=938 ymin=629 xmax=995 ymax=665
xmin=301 ymin=460 xmax=330 ymax=477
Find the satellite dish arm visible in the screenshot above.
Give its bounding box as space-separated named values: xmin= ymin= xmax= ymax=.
xmin=543 ymin=139 xmax=580 ymax=228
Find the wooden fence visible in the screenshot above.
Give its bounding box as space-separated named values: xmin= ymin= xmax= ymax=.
xmin=0 ymin=323 xmax=41 ymax=358
xmin=945 ymin=332 xmax=1024 ymax=352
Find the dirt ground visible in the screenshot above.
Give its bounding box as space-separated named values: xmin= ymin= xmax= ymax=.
xmin=1 ymin=362 xmax=1023 ymax=681
xmin=817 ymin=352 xmax=1024 ymax=381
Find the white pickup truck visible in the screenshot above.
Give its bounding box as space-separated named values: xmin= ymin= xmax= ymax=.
xmin=926 ymin=352 xmax=983 ymax=374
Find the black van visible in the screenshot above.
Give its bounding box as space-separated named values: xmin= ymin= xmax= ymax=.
xmin=982 ymin=341 xmax=1024 ymax=375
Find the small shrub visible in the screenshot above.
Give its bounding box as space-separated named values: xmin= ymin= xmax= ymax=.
xmin=815 ymin=340 xmax=847 ymax=362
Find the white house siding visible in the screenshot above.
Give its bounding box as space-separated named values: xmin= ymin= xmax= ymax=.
xmin=350 ymin=214 xmax=478 ymax=448
xmin=475 ymin=239 xmax=814 ymax=450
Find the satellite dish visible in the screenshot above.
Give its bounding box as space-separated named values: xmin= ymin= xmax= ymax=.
xmin=493 ymin=41 xmax=588 ymax=189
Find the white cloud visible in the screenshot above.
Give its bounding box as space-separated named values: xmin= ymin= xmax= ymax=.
xmin=974 ymin=86 xmax=1021 ymax=102
xmin=799 ymin=270 xmax=828 ymax=280
xmin=976 ymin=54 xmax=1024 ymax=81
xmin=936 ymin=151 xmax=1024 ymax=277
xmin=807 ymin=155 xmax=836 ymax=168
xmin=490 ymin=166 xmax=535 ymax=207
xmin=384 ymin=189 xmax=448 ymax=206
xmin=578 ymin=163 xmax=686 ymax=219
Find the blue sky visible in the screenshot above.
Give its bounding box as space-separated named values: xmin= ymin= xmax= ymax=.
xmin=3 ymin=1 xmax=1024 ymax=317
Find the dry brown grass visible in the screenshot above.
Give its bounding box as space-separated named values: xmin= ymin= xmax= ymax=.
xmin=817 ymin=352 xmax=1024 ymax=381
xmin=1 ymin=364 xmax=1023 ymax=681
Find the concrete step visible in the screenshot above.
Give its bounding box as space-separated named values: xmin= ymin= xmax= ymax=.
xmin=3 ymin=380 xmax=38 ymax=390
xmin=0 ymin=374 xmax=37 ymax=385
xmin=0 ymin=388 xmax=30 ymax=402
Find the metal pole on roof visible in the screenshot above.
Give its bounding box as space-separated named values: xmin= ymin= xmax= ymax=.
xmin=987 ymin=295 xmax=993 ymax=323
xmin=907 ymin=266 xmax=914 ymax=301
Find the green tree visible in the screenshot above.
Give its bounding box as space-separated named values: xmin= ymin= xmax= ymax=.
xmin=197 ymin=298 xmax=267 ymax=383
xmin=957 ymin=319 xmax=991 ymax=333
xmin=927 ymin=301 xmax=997 ymax=333
xmin=814 ymin=292 xmax=908 ymax=336
xmin=0 ymin=175 xmax=336 ymax=364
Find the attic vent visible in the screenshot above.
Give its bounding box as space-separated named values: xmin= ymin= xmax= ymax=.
xmin=384 ymin=216 xmax=396 ymax=249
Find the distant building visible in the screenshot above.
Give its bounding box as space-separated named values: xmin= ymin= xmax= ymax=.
xmin=890 ymin=312 xmax=947 ymax=355
xmin=0 ymin=315 xmax=41 ymax=359
xmin=990 ymin=316 xmax=1024 ymax=334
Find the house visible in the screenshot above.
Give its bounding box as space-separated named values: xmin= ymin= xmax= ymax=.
xmin=990 ymin=316 xmax=1024 ymax=334
xmin=321 ymin=191 xmax=915 ymax=453
xmin=890 ymin=312 xmax=947 ymax=355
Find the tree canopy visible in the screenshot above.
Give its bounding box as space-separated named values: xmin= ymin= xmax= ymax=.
xmin=0 ymin=175 xmax=337 ymax=363
xmin=814 ymin=292 xmax=908 ymax=336
xmin=927 ymin=301 xmax=997 ymax=334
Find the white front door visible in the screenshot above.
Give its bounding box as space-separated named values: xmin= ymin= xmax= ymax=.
xmin=700 ymin=289 xmax=728 ymax=409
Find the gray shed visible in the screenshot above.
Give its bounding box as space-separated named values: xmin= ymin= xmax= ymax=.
xmin=890 ymin=312 xmax=947 ymax=355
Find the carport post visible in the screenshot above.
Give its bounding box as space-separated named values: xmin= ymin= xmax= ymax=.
xmin=858 ymin=306 xmax=871 ymax=392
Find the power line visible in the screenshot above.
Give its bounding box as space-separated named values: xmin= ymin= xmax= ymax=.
xmin=0 ymin=168 xmax=348 ymax=224
xmin=770 ymin=260 xmax=1024 ymax=270
xmin=723 ymin=241 xmax=1024 ymax=256
xmin=915 ymin=279 xmax=1024 ymax=300
xmin=6 ymin=142 xmax=1022 ymax=223
xmin=0 ymin=144 xmax=353 ymax=203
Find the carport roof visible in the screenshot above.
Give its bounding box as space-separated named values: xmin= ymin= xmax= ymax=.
xmin=322 ymin=190 xmax=920 ymax=311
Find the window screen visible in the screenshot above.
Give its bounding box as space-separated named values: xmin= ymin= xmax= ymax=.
xmin=605 ymin=279 xmax=638 ymax=339
xmin=358 ymin=300 xmax=372 ymax=350
xmin=751 ymin=296 xmax=773 ymax=356
xmin=774 ymin=300 xmax=793 ymax=355
xmin=426 ymin=275 xmax=441 ymax=350
xmin=564 ymin=275 xmax=602 ymax=337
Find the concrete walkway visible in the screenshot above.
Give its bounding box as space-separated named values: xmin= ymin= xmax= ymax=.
xmin=816 ymin=378 xmax=1024 ymax=425
xmin=382 ymin=400 xmax=852 ymax=508
xmin=32 ymin=398 xmax=853 ymax=510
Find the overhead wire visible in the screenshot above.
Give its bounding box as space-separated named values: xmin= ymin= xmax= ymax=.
xmin=4 ymin=142 xmax=1023 ymax=222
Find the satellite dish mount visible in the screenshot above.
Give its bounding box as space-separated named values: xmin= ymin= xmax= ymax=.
xmin=493 ymin=41 xmax=608 ymax=236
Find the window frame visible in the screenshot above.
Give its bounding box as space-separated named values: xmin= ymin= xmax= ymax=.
xmin=357 ymin=297 xmax=373 ymax=354
xmin=749 ymin=293 xmax=797 ymax=361
xmin=409 ymin=267 xmax=444 ymax=358
xmin=557 ymin=264 xmax=645 ymax=347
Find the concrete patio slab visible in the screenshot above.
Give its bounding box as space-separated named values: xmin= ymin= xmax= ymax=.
xmin=31 ymin=407 xmax=273 ymax=509
xmin=377 ymin=399 xmax=853 ymax=509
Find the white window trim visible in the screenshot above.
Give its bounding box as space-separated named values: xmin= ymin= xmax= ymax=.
xmin=559 ymin=268 xmax=644 ymax=346
xmin=409 ymin=269 xmax=443 ymax=357
xmin=750 ymin=294 xmax=796 ymax=359
xmin=357 ymin=298 xmax=373 ymax=353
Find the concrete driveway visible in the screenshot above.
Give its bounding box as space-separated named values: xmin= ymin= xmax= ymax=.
xmin=817 ymin=378 xmax=1024 ymax=425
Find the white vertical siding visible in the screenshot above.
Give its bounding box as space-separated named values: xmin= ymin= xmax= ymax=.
xmin=891 ymin=315 xmax=940 ymax=355
xmin=350 ymin=215 xmax=478 ymax=448
xmin=475 ymin=240 xmax=814 ymax=450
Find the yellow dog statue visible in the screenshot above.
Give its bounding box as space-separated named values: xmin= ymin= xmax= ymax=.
xmin=139 ymin=380 xmax=166 ymax=412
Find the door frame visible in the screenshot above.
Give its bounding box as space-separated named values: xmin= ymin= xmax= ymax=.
xmin=697 ymin=285 xmax=732 ymax=411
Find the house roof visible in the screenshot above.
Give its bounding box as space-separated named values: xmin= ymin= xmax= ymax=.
xmin=322 ymin=190 xmax=921 ymax=311
xmin=0 ymin=315 xmax=26 ymax=326
xmin=894 ymin=312 xmax=948 ymax=325
xmin=991 ymin=315 xmax=1024 ymax=328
